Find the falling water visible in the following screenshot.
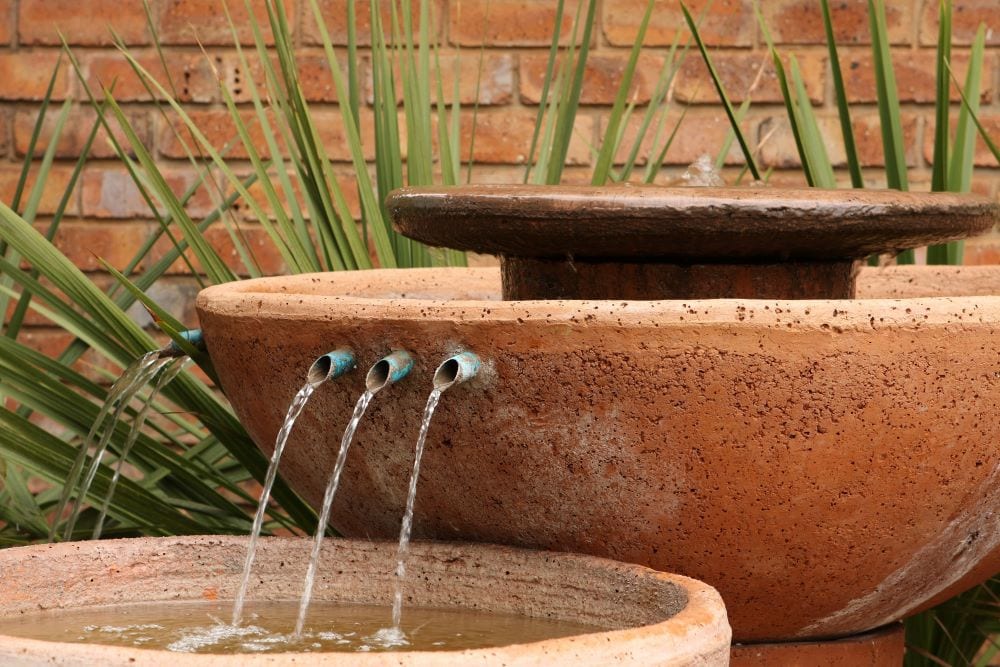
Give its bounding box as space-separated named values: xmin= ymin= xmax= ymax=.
xmin=372 ymin=388 xmax=443 ymax=648
xmin=293 ymin=390 xmax=375 ymax=637
xmin=681 ymin=153 xmax=726 ymax=187
xmin=91 ymin=358 xmax=192 ymax=539
xmin=231 ymin=378 xmax=326 ymax=626
xmin=51 ymin=350 xmax=166 ymax=542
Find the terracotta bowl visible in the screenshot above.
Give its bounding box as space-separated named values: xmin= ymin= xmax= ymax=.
xmin=0 ymin=536 xmax=730 ymax=665
xmin=196 ymin=265 xmax=1000 ymax=642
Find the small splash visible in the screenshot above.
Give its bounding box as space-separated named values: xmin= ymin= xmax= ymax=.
xmin=681 ymin=154 xmax=726 ymax=187
xmin=368 ymin=626 xmax=409 ymax=649
xmin=85 ymin=623 xmax=163 ymax=634
xmin=166 ymin=623 xmax=266 ymax=653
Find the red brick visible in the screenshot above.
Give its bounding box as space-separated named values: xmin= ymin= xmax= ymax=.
xmin=81 ymin=165 xmax=217 ymax=219
xmin=229 ymin=51 xmax=349 ymax=105
xmin=922 ymin=114 xmax=1000 ymax=168
xmin=14 ymin=109 xmax=150 ymax=160
xmin=19 ymin=0 xmax=149 ymax=46
xmin=0 ymin=52 xmax=72 ymax=101
xmin=604 ymin=0 xmax=753 ymax=48
xmin=840 ymin=50 xmax=992 ymax=104
xmin=0 ymin=110 xmax=8 ymax=158
xmin=305 ymin=0 xmax=443 ymax=46
xmin=312 ymin=109 xmax=380 ymax=162
xmin=674 ymin=52 xmax=825 ymax=104
xmin=42 ymin=221 xmax=153 ymax=272
xmin=463 ymin=164 xmax=530 ymax=184
xmin=462 ymin=109 xmax=594 ymax=166
xmin=13 ymin=327 xmax=187 ymax=384
xmin=757 ymin=115 xmax=847 ymax=170
xmin=16 ymin=329 xmax=76 ymax=362
xmin=971 ymin=116 xmax=1000 ymax=168
xmin=449 ymin=0 xmax=574 ymax=47
xmin=920 ymin=0 xmax=1000 ymax=46
xmin=623 ymin=111 xmax=759 ymax=168
xmin=758 ymin=112 xmax=920 ymax=171
xmin=159 ymin=0 xmax=295 ymax=46
xmin=607 ymin=111 xmax=669 ymax=170
xmin=0 ymin=164 xmax=80 ymax=216
xmin=84 ymin=52 xmax=218 ymax=103
xmin=368 ymin=53 xmax=513 ymax=106
xmin=157 ymin=108 xmax=287 ymax=160
xmin=288 ymin=53 xmax=344 ymax=103
xmin=136 ymin=277 xmax=203 ymax=330
xmin=149 ymin=223 xmax=290 ymax=277
xmin=760 ymin=0 xmax=914 ymax=45
xmin=521 ymin=54 xmax=663 ymax=106
xmin=236 ymin=169 xmax=362 ymax=222
xmin=2 ymin=286 xmax=60 ymax=328
xmin=748 ymin=169 xmax=811 ymax=189
xmin=161 ymin=107 xmax=381 ymax=162
xmin=851 ymin=113 xmax=920 ymax=168
xmin=0 ymin=0 xmax=14 ymax=45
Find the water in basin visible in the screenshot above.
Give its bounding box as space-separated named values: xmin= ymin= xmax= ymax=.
xmin=0 ymin=600 xmax=599 ymax=654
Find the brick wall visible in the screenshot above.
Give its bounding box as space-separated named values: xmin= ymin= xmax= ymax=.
xmin=1 ymin=0 xmax=999 ymax=349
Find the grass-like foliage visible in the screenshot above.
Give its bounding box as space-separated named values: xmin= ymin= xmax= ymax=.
xmin=0 ymin=0 xmax=996 ymax=661
xmin=0 ymin=0 xmax=689 ymax=543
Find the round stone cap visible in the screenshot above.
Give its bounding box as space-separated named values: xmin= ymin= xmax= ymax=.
xmin=387 ymin=185 xmax=1000 ymax=261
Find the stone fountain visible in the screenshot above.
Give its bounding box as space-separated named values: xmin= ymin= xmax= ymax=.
xmin=196 ymin=185 xmax=1000 ymax=662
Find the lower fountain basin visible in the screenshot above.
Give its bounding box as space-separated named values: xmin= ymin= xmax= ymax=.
xmin=0 ymin=536 xmax=730 ymax=665
xmin=196 ymin=265 xmax=1000 ymax=642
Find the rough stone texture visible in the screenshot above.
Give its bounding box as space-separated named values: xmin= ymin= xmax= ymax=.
xmin=730 ymin=623 xmax=904 ymax=666
xmin=388 ymin=186 xmax=999 ymax=261
xmin=0 ymin=536 xmax=731 ymax=666
xmin=197 ymin=264 xmax=1000 ymax=642
xmin=391 ymin=186 xmax=998 ymax=300
xmin=856 ymin=264 xmax=1000 ymax=298
xmin=501 ymin=258 xmax=860 ymax=300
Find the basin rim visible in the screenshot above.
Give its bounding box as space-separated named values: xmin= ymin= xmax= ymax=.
xmin=0 ymin=535 xmax=731 ymax=666
xmin=196 ymin=267 xmax=1000 ymax=332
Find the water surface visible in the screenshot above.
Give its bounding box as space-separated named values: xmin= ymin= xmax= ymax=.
xmin=0 ymin=600 xmax=600 ymax=654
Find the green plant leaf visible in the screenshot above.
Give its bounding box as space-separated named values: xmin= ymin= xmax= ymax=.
xmin=930 ymin=0 xmax=952 ymax=193
xmin=683 ymin=2 xmax=760 ymax=180
xmin=868 ymin=0 xmax=908 ymax=192
xmin=591 ymin=0 xmax=654 ymax=185
xmin=820 ymin=0 xmax=863 ymax=187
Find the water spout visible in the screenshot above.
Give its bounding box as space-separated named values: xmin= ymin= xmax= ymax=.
xmin=432 ymin=351 xmax=481 ymax=392
xmin=366 ymin=350 xmax=415 ymax=394
xmin=162 ymin=329 xmax=206 ymax=358
xmin=307 ymin=348 xmax=356 ymax=385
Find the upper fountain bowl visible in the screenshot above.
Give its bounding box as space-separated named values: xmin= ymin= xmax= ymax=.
xmin=388 ymin=185 xmax=997 ymax=261
xmin=197 ymin=185 xmax=1000 ymax=642
xmin=388 ymin=186 xmax=999 ymax=301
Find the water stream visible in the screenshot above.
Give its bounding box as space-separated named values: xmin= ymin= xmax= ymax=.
xmin=52 ymin=350 xmax=166 ymax=542
xmin=293 ymin=389 xmax=375 ymax=636
xmin=231 ymin=378 xmax=327 ymax=626
xmin=373 ymin=387 xmax=444 ymax=647
xmin=92 ymin=358 xmax=191 ymax=539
